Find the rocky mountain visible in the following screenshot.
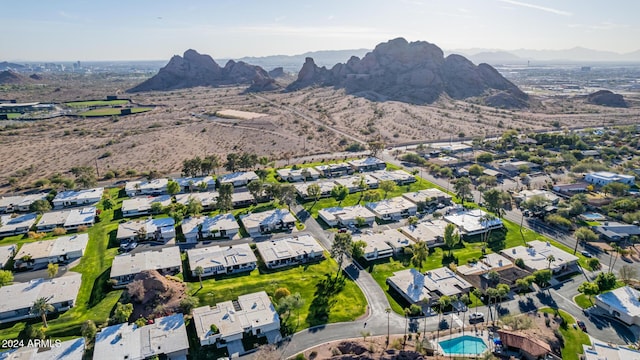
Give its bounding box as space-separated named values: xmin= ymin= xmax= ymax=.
xmin=127 ymin=49 xmax=279 ymax=93
xmin=286 ymin=38 xmax=528 ymax=108
xmin=0 ymin=70 xmax=27 ymax=85
xmin=0 ymin=62 xmax=25 ymax=71
xmin=586 ymin=90 xmax=627 ymax=108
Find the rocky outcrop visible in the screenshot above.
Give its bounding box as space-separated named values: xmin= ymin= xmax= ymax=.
xmin=286 ymin=38 xmax=528 ymax=108
xmin=268 ymin=67 xmax=286 ymax=78
xmin=586 ymin=90 xmax=627 ymax=108
xmin=0 ymin=70 xmax=26 ymax=84
xmin=29 ymin=74 xmax=42 ymax=80
xmin=127 ymin=49 xmax=279 ymax=93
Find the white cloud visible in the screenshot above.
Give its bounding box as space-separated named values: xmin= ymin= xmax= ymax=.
xmin=229 ymin=25 xmax=393 ymax=40
xmin=497 ymin=0 xmax=572 ymax=16
xmin=568 ymin=22 xmax=629 ymax=30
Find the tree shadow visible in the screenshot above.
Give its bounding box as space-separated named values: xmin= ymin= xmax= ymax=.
xmin=307 ymin=274 xmax=345 ymax=327
xmin=487 ymin=229 xmax=507 ymax=252
xmin=441 ymin=253 xmax=458 ymax=267
xmin=517 ymin=297 xmax=536 ymax=313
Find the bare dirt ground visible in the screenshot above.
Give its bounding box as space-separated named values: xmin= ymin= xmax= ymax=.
xmin=1 ymin=74 xmax=639 ymax=192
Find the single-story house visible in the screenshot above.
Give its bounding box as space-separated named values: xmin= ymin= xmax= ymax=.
xmin=110 ymin=247 xmax=182 ymax=288
xmin=124 ymin=179 xmax=168 ymax=197
xmin=52 ymin=187 xmax=103 ymax=209
xmin=332 ymin=174 xmax=379 ymax=193
xmin=455 ymin=253 xmax=527 ymax=290
xmin=398 ymin=219 xmax=448 ymax=248
xmin=348 ymin=157 xmax=387 ymax=172
xmin=232 ymin=191 xmax=256 ymax=207
xmin=386 ymin=268 xmax=433 ymax=305
xmin=13 ymin=234 xmax=89 ymax=269
xmin=314 ymin=163 xmax=353 ymax=178
xmin=35 ymin=206 xmax=96 ymax=231
xmin=181 ymin=213 xmax=239 ymax=242
xmin=498 ymin=160 xmax=540 ymax=176
xmin=482 ymin=168 xmax=503 ymax=178
xmin=552 ymin=182 xmax=589 ymax=196
xmin=192 ymin=291 xmax=280 ymax=350
xmin=583 ymin=342 xmax=640 ymax=360
xmin=174 ymin=176 xmax=216 ymax=192
xmin=381 ymin=229 xmax=415 ymax=254
xmin=93 ymin=313 xmax=189 ymax=360
xmin=294 ymin=181 xmax=336 ymax=200
xmin=593 ymin=221 xmax=640 ymax=242
xmin=595 ymin=286 xmax=640 ymax=326
xmin=317 ymin=205 xmax=376 ymax=227
xmin=365 ymin=196 xmax=418 ymax=221
xmin=351 ymin=231 xmax=394 ymax=261
xmin=0 ymin=272 xmax=82 ymax=324
xmin=256 ymin=234 xmax=324 ymax=269
xmin=121 ymin=195 xmax=172 ymax=217
xmin=0 ymin=244 xmax=17 ymax=269
xmin=175 ymin=191 xmax=218 ymax=210
xmin=240 ymin=209 xmax=296 ymax=237
xmin=497 ymin=330 xmax=552 ymax=360
xmin=585 ymin=171 xmax=635 ymax=186
xmin=427 ymin=156 xmax=463 ymax=168
xmin=402 ymin=188 xmax=452 ymax=207
xmin=0 ymin=213 xmax=38 ymax=238
xmin=116 ymin=218 xmax=175 ymax=243
xmin=387 ymin=267 xmax=473 ymax=305
xmin=500 ymin=240 xmax=578 ymax=274
xmin=276 ymin=167 xmax=321 ymax=182
xmin=581 ymin=150 xmax=601 ymax=157
xmin=186 ymin=244 xmax=257 ymax=277
xmin=0 ymin=338 xmax=85 ymax=360
xmin=0 ymin=193 xmax=47 ymax=213
xmin=444 ymin=208 xmax=503 ymax=236
xmin=369 ymin=170 xmax=416 ymax=185
xmin=513 ymin=189 xmax=560 ymax=205
xmin=217 ymin=171 xmax=258 ymax=187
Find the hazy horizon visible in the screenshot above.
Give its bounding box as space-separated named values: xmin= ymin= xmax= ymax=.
xmin=2 ymin=0 xmax=639 ymax=62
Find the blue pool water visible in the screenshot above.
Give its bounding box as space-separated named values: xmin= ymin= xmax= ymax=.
xmin=582 ymin=213 xmax=604 ymax=220
xmin=439 ymin=335 xmax=487 ymax=355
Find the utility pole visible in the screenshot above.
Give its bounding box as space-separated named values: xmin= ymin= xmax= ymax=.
xmin=94 ymin=158 xmax=100 ymax=178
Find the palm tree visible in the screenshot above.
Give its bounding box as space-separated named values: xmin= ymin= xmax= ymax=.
xmin=410 ymin=241 xmax=428 ymax=269
xmin=479 ymin=214 xmax=496 ymax=250
xmin=449 ymin=295 xmax=458 ymax=336
xmin=437 ymin=295 xmax=451 ymax=345
xmin=194 ymin=266 xmax=204 ymax=289
xmin=31 ymin=297 xmax=54 ymax=327
xmin=459 ymin=294 xmax=470 ymax=334
xmin=385 ymin=307 xmax=391 ymax=346
xmin=546 ymin=254 xmax=556 ymax=270
xmin=403 ymin=308 xmax=411 ymax=348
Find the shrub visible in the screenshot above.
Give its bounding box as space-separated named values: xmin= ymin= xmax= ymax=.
xmin=52 ymin=227 xmax=67 ymax=236
xmin=77 ymin=225 xmax=88 ymax=232
xmin=294 ymin=354 xmax=306 ymax=360
xmin=515 ymin=258 xmax=525 ymax=269
xmin=274 ymin=287 xmax=291 ymax=301
xmin=27 ymin=231 xmax=46 ymax=239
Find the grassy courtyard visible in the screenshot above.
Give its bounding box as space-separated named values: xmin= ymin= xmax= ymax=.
xmin=65 ymin=100 xmax=129 ymax=107
xmin=539 ymin=308 xmax=591 ymax=360
xmin=79 ymin=107 xmax=152 ymax=117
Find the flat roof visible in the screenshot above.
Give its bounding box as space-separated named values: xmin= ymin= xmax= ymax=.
xmin=588 ymin=171 xmax=635 ymax=180
xmin=583 ymin=342 xmax=640 ymax=360
xmin=423 ymin=267 xmax=473 ymax=296
xmin=398 ymin=219 xmax=448 ymax=242
xmin=192 ymin=291 xmax=279 ymax=342
xmin=366 ymin=196 xmax=417 ymax=215
xmin=15 ymin=234 xmax=89 ymax=261
xmin=501 ymin=240 xmax=578 ymax=272
xmin=332 ymin=174 xmax=378 ymax=189
xmin=514 ymin=189 xmax=559 ymax=203
xmin=255 ymin=234 xmax=323 ymax=263
xmin=110 ymin=247 xmax=182 ymax=278
xmin=294 ymin=180 xmax=336 ymax=195
xmin=315 ymin=162 xmax=350 ymax=172
xmin=116 ymin=218 xmax=175 ymax=240
xmin=596 ymin=286 xmax=640 ymax=318
xmin=122 ymin=195 xmax=172 ymax=213
xmin=240 ymin=209 xmax=295 ymax=229
xmin=0 ymin=244 xmax=16 ymax=267
xmin=53 ymin=188 xmax=103 ymax=203
xmin=93 ymin=313 xmax=189 ymax=360
xmin=0 ymin=272 xmax=82 ymax=315
xmin=444 ymin=209 xmax=503 ymax=234
xmin=0 ymin=193 xmax=47 ymax=209
xmin=369 ymin=169 xmax=414 ymax=183
xmin=1 ymin=337 xmax=85 ymax=360
xmin=457 ymin=253 xmax=513 ymax=275
xmin=352 ymin=231 xmax=394 ymax=255
xmin=217 ymin=171 xmax=258 ymax=184
xmin=402 ymin=189 xmax=451 ymax=204
xmin=175 ymin=191 xmax=218 ymax=206
xmin=318 ymin=205 xmax=376 ymax=223
xmin=187 ymin=244 xmax=257 ymax=271
xmin=173 ymin=176 xmax=215 ymax=188
xmin=64 ymin=207 xmax=96 ymax=227
xmin=0 ymin=213 xmax=38 ymax=234
xmin=181 ymin=213 xmax=239 ymax=236
xmin=387 ymin=268 xmax=432 ymax=303
xmin=347 ymin=157 xmax=386 ymax=167
xmin=124 ymin=178 xmax=168 ymax=193
xmin=276 ymin=167 xmax=320 ymax=178
xmin=36 ymin=209 xmax=70 ymax=228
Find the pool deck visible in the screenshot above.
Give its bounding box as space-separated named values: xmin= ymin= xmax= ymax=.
xmin=437 ymin=332 xmax=492 ymax=357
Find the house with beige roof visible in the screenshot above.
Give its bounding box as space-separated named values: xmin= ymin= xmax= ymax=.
xmin=52 ymin=187 xmax=103 ymax=209
xmin=35 ymin=206 xmax=96 ymax=231
xmin=181 ymin=213 xmax=239 ymax=242
xmin=175 ymin=191 xmax=218 ymax=211
xmin=398 ymin=219 xmax=448 ymax=248
xmin=240 ymin=209 xmax=296 ymax=237
xmin=186 ymin=244 xmax=257 ymax=277
xmin=121 ymin=195 xmax=172 ymax=217
xmin=110 ymin=247 xmax=182 ymax=288
xmin=0 ymin=213 xmax=38 ymax=238
xmin=124 ymin=179 xmax=168 ymax=197
xmin=386 ymin=267 xmax=473 ymax=305
xmin=500 ymin=240 xmax=578 ymax=274
xmin=294 ymin=180 xmax=336 ymax=200
xmin=365 ymin=196 xmax=417 ymax=221
xmin=402 ymin=188 xmax=452 ymax=207
xmin=318 ymin=205 xmax=376 ymax=227
xmin=256 ymin=234 xmax=324 ymax=269
xmin=13 ymin=234 xmax=89 ymax=270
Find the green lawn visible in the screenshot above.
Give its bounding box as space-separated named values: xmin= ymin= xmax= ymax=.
xmin=65 ymin=100 xmax=129 ymax=107
xmin=79 ymin=107 xmax=152 ymax=117
xmin=187 ymin=257 xmax=367 ymax=333
xmin=0 ymin=188 xmax=123 ymax=341
xmin=3 ymin=113 xmax=21 ymax=119
xmin=574 ymin=294 xmax=593 ymax=309
xmin=539 ymin=308 xmax=591 ymax=360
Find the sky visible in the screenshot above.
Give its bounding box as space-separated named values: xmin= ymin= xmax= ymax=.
xmin=2 ymin=0 xmax=639 ymax=61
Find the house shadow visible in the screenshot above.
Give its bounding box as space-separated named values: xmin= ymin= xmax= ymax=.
xmin=89 ymin=267 xmax=113 ymax=307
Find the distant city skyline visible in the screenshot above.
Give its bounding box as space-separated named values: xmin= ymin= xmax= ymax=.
xmin=2 ymin=0 xmax=639 ymax=61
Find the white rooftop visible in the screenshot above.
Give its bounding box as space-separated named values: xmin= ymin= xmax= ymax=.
xmin=0 ymin=193 xmax=47 ymax=210
xmin=332 ymin=174 xmax=378 ymax=189
xmin=276 ymin=167 xmax=320 ymax=179
xmin=174 ymin=176 xmax=215 ymax=189
xmin=125 ymin=178 xmax=168 ymax=193
xmin=588 ymin=171 xmax=635 ymax=181
xmin=255 ymin=234 xmax=323 ymax=263
xmin=369 ymin=169 xmax=415 ymax=183
xmin=294 ymin=180 xmax=336 ymax=196
xmin=187 ymin=244 xmax=257 ymax=271
xmin=175 ymin=191 xmax=218 ymax=207
xmin=318 ymin=205 xmax=376 ymax=223
xmin=366 ymin=196 xmax=417 ymax=216
xmin=402 ymin=188 xmax=452 ymax=204
xmin=352 ymin=231 xmax=395 ymax=256
xmin=0 ymin=213 xmax=38 ymax=234
xmin=0 ymin=337 xmax=85 ymax=360
xmin=122 ymin=195 xmax=172 ymax=213
xmin=501 ymin=240 xmax=578 ymax=272
xmin=399 ymin=219 xmax=448 ymax=242
xmin=110 ymin=247 xmax=182 ymax=278
xmin=423 ymin=267 xmax=473 ymax=296
xmin=116 ymin=217 xmax=175 ymax=240
xmin=53 ymin=187 xmax=103 ymax=203
xmin=217 ymin=171 xmax=258 ymax=185
xmin=456 ymin=253 xmax=513 ymax=276
xmin=444 ymin=209 xmax=503 ymax=235
xmin=596 ymin=286 xmax=640 ymax=319
xmin=583 ymin=342 xmax=640 ymax=360
xmin=387 ymin=268 xmax=433 ymax=303
xmin=347 ymin=157 xmax=386 ymax=168
xmin=93 ymin=313 xmax=189 ymax=360
xmin=0 ymin=244 xmax=16 ymax=267
xmin=240 ymin=209 xmax=295 ymax=229
xmin=181 ymin=214 xmax=239 ymax=237
xmin=63 ymin=207 xmax=96 ymax=227
xmin=0 ymin=272 xmax=82 ymax=316
xmin=15 ymin=234 xmax=89 ymax=261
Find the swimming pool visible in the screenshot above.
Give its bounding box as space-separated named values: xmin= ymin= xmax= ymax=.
xmin=439 ymin=335 xmax=487 ymax=355
xmin=581 ymin=213 xmax=605 ymax=221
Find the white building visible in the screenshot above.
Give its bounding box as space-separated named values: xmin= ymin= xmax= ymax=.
xmin=256 ymin=234 xmax=325 ymax=269
xmin=186 ymin=244 xmax=257 ymax=277
xmin=93 ymin=314 xmax=189 ymax=360
xmin=0 ymin=213 xmax=38 ymax=238
xmin=232 ymin=191 xmax=255 ymax=207
xmin=0 ymin=244 xmax=17 ymax=269
xmin=217 ymin=171 xmax=258 ymax=187
xmin=276 ymin=167 xmax=321 ymax=182
xmin=398 ymin=219 xmax=448 ymax=248
xmin=192 ymin=291 xmax=280 ymax=352
xmin=513 ymin=189 xmax=560 ymax=205
xmin=585 ymin=171 xmax=635 ymax=186
xmin=0 ymin=193 xmax=47 ymax=213
xmin=595 ymin=286 xmax=640 ymax=326
xmin=317 ymin=205 xmax=376 ymax=227
xmin=0 ymin=272 xmax=82 ymax=324
xmin=121 ymin=195 xmax=172 ymax=217
xmin=365 ymin=196 xmax=417 ymax=221
xmin=52 ymin=188 xmax=103 ymax=209
xmin=110 ymin=247 xmax=182 ymax=288
xmin=386 ymin=268 xmax=432 ymax=305
xmin=14 ymin=234 xmax=89 ymax=270
xmin=240 ymin=209 xmax=296 ymax=237
xmin=35 ymin=207 xmax=96 ymax=231
xmin=386 ymin=267 xmax=472 ymax=305
xmin=369 ymin=169 xmax=416 ymax=185
xmin=444 ymin=208 xmax=503 ymax=236
xmin=583 ymin=342 xmax=640 ymax=360
xmin=116 ymin=218 xmax=175 ymax=243
xmin=348 ymin=157 xmax=387 ymax=172
xmin=0 ymin=338 xmax=85 ymax=360
xmin=314 ymin=163 xmax=353 ymax=177
xmin=402 ymin=188 xmax=452 ymax=207
xmin=175 ymin=191 xmax=218 ymax=210
xmin=332 ymin=174 xmax=379 ymax=193
xmin=124 ymin=179 xmax=168 ymax=197
xmin=352 ymin=232 xmax=394 ymax=260
xmin=294 ymin=180 xmax=336 ymax=200
xmin=174 ymin=176 xmax=216 ymax=192
xmin=181 ymin=213 xmax=239 ymax=243
xmin=500 ymin=240 xmax=578 ymax=274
